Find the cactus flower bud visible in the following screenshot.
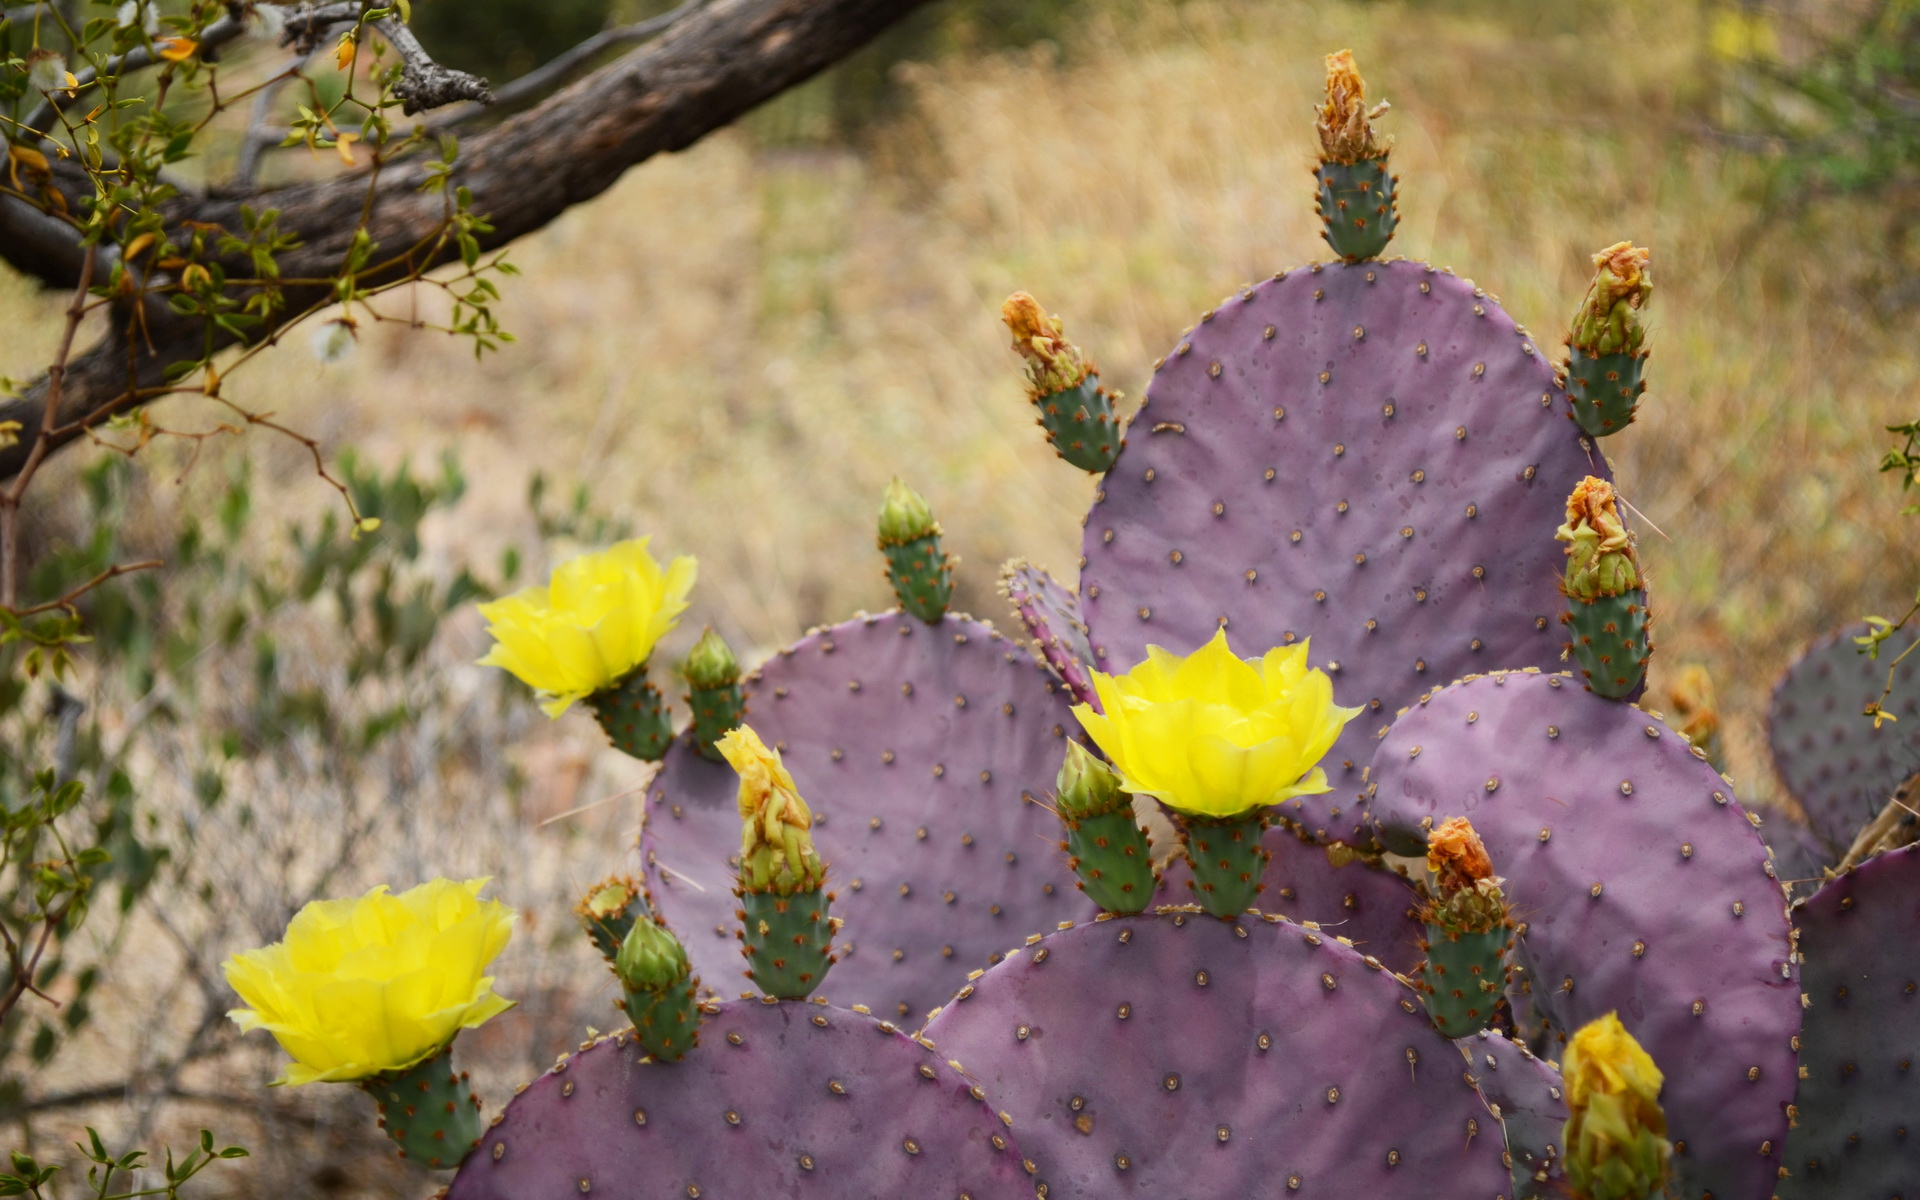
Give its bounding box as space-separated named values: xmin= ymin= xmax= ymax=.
xmin=1316 ymin=49 xmax=1391 ymax=165
xmin=1556 ymin=476 xmax=1639 ymax=601
xmin=1055 ymin=741 xmax=1128 ymax=820
xmin=877 ymin=477 xmax=939 ymax=547
xmin=615 ymin=917 xmax=690 ymax=993
xmin=1416 ymin=816 xmax=1513 ymax=1038
xmin=1562 ymin=1012 xmax=1672 ymax=1200
xmin=1426 ymin=816 xmax=1494 ymax=891
xmin=683 ymin=627 xmax=740 ymax=692
xmin=1570 ymin=243 xmax=1652 ymax=358
xmin=1002 ymin=292 xmax=1094 ymax=401
xmin=720 ymin=725 xmax=826 ymax=895
xmin=575 ymin=875 xmax=650 ymax=962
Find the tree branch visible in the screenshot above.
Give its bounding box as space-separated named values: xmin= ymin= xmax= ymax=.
xmin=0 ymin=0 xmax=933 ymax=481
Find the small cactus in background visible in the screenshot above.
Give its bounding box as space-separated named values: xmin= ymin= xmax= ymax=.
xmin=1562 ymin=1013 xmax=1672 ymax=1200
xmin=478 ymin=537 xmax=696 ymax=760
xmin=1073 ymin=629 xmax=1360 ymax=918
xmin=1415 ymin=816 xmax=1514 ymax=1037
xmin=681 ymin=627 xmax=744 ymax=761
xmin=877 ymin=477 xmax=953 ymax=623
xmin=224 ymin=878 xmax=516 ymax=1169
xmin=612 ymin=916 xmax=701 ymax=1062
xmin=1558 ymin=476 xmax=1651 ymax=698
xmin=720 ymin=725 xmax=837 ymax=998
xmin=1001 ymin=291 xmax=1122 ymax=472
xmin=573 ymin=875 xmax=651 ymax=962
xmin=1052 ymin=741 xmax=1156 ymax=913
xmin=1565 ymin=242 xmax=1653 ymax=437
xmin=1314 ymin=49 xmax=1396 ymax=260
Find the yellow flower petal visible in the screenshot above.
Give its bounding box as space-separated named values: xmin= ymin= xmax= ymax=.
xmin=1071 ymin=630 xmax=1361 ymax=818
xmin=224 ymin=877 xmax=516 ymax=1085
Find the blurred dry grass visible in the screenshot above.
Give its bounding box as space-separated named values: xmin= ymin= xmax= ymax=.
xmin=3 ymin=0 xmax=1919 ymax=1192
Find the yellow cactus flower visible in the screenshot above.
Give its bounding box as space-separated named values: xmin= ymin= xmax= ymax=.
xmin=718 ymin=725 xmax=825 ymax=893
xmin=224 ymin=878 xmax=516 ymax=1086
xmin=478 ymin=538 xmax=697 ymax=717
xmin=1563 ymin=1012 xmax=1672 ymax=1200
xmin=1072 ymin=629 xmax=1361 ymax=818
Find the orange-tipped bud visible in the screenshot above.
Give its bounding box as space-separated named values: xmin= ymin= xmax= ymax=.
xmin=1316 ymin=49 xmax=1391 ymax=164
xmin=1427 ymin=816 xmax=1494 ymax=892
xmin=1002 ymin=291 xmax=1093 ymax=400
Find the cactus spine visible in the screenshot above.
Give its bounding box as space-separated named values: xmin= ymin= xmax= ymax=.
xmin=358 ymin=1045 xmax=482 ymax=1169
xmin=682 ymin=627 xmax=744 ymax=761
xmin=1557 ymin=476 xmax=1650 ymax=698
xmin=877 ymin=478 xmax=953 ymax=623
xmin=613 ymin=917 xmax=702 ymax=1063
xmin=1565 ymin=243 xmax=1652 ymax=437
xmin=586 ymin=667 xmax=673 ymax=761
xmin=1002 ymin=292 xmax=1122 ymax=472
xmin=1414 ymin=817 xmax=1513 ymax=1038
xmin=1314 ymin=50 xmax=1396 ymax=261
xmin=721 ymin=726 xmax=837 ymax=999
xmin=1053 ymin=741 xmax=1156 ymax=913
xmin=573 ymin=875 xmax=651 ymax=963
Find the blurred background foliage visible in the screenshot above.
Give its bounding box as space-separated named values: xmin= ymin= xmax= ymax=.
xmin=1 ymin=0 xmax=1917 ymax=1195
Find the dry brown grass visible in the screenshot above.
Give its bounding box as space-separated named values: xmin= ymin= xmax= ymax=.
xmin=3 ymin=0 xmax=1918 ymax=1191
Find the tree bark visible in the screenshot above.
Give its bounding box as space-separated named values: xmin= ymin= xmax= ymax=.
xmin=0 ymin=0 xmax=933 ymax=480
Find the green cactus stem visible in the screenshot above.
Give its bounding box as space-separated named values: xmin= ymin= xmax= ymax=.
xmin=1054 ymin=742 xmax=1156 ymax=914
xmin=682 ymin=628 xmax=744 ymax=761
xmin=722 ymin=726 xmax=838 ymax=999
xmin=358 ymin=1043 xmax=482 ymax=1169
xmin=1001 ymin=292 xmax=1122 ymax=472
xmin=1315 ymin=50 xmax=1397 ymax=262
xmin=1565 ymin=242 xmax=1651 ymax=438
xmin=1556 ymin=476 xmax=1651 ymax=699
xmin=586 ymin=666 xmax=673 ymax=761
xmin=877 ymin=478 xmax=953 ymax=623
xmin=615 ymin=917 xmax=702 ymax=1063
xmin=1414 ymin=816 xmax=1514 ymax=1038
xmin=574 ymin=875 xmax=652 ymax=963
xmin=1180 ymin=810 xmax=1270 ymax=919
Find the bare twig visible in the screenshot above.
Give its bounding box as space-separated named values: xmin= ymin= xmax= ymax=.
xmin=373 ymin=15 xmax=491 ymax=114
xmin=1834 ymin=770 xmax=1920 ymax=874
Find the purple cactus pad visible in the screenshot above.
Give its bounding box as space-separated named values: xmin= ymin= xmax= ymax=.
xmin=644 ymin=611 xmax=1088 ymax=1023
xmin=1000 ymin=559 xmax=1099 ymax=708
xmin=1155 ymin=827 xmax=1427 ymax=974
xmin=1077 ymin=261 xmax=1607 ymax=843
xmin=918 ymin=909 xmax=1510 ymax=1199
xmin=1767 ymin=621 xmax=1920 ymax=854
xmin=1365 ymin=670 xmax=1799 ymax=1200
xmin=445 ymin=999 xmax=1035 ymax=1199
xmin=1777 ymin=843 xmax=1920 ymax=1197
xmin=1460 ymin=1029 xmax=1568 ymax=1199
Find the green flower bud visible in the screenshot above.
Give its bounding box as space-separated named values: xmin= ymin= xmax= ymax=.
xmin=683 ymin=627 xmax=740 ymax=691
xmin=877 ymin=478 xmax=939 ymax=548
xmin=615 ymin=917 xmax=690 ymax=993
xmin=1570 ymin=242 xmax=1652 ymax=358
xmin=1556 ymin=477 xmax=1640 ymax=601
xmin=1055 ymin=741 xmax=1129 ymax=820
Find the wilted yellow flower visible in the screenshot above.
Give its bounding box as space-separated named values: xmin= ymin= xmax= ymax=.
xmin=1558 ymin=476 xmax=1639 ymax=600
xmin=1563 ymin=1012 xmax=1672 ymax=1200
xmin=1073 ymin=629 xmax=1361 ymax=818
xmin=719 ymin=725 xmax=825 ymax=893
xmin=224 ymin=878 xmax=516 ymax=1086
xmin=1427 ymin=816 xmax=1494 ymax=889
xmin=1316 ymin=49 xmax=1390 ymax=164
xmin=478 ymin=538 xmax=696 ymax=717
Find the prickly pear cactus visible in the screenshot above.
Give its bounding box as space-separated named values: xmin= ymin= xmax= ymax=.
xmin=1000 ymin=560 xmax=1098 ymax=708
xmin=1076 ymin=261 xmax=1603 ymax=845
xmin=1460 ymin=1029 xmax=1568 ymax=1200
xmin=444 ymin=1000 xmax=1035 ymax=1199
xmin=918 ymin=909 xmax=1511 ymax=1198
xmin=1767 ymin=621 xmax=1920 ymax=854
xmin=1364 ymin=670 xmax=1799 ymax=1200
xmin=1777 ymin=843 xmax=1920 ymax=1197
xmin=588 ymin=669 xmax=674 ymax=762
xmin=643 ymin=611 xmax=1085 ymax=1021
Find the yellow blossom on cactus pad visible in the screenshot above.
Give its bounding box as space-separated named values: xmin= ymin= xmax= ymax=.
xmin=224 ymin=878 xmax=516 ymax=1086
xmin=477 ymin=538 xmax=696 ymax=717
xmin=1072 ymin=629 xmax=1361 ymax=818
xmin=719 ymin=725 xmax=825 ymax=894
xmin=1563 ymin=1012 xmax=1672 ymax=1200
